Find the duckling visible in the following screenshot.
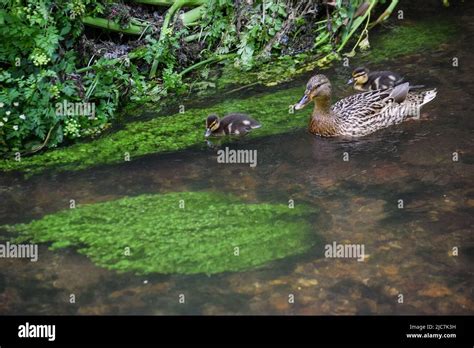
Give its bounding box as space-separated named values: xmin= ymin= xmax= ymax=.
xmin=348 ymin=67 xmax=404 ymax=91
xmin=204 ymin=113 xmax=261 ymax=138
xmin=295 ymin=74 xmax=437 ymax=137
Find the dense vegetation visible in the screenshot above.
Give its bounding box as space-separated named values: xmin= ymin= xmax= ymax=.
xmin=0 ymin=0 xmax=398 ymax=156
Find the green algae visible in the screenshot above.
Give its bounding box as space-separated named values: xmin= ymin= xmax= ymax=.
xmin=0 ymin=85 xmax=310 ymax=174
xmin=217 ymin=52 xmax=337 ymax=88
xmin=369 ymin=20 xmax=458 ymax=62
xmin=6 ymin=191 xmax=318 ymax=275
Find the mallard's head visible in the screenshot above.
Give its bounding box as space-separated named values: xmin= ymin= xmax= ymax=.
xmin=348 ymin=67 xmax=369 ymax=86
xmin=205 ymin=114 xmax=220 ymax=137
xmin=294 ymin=74 xmax=332 ymax=110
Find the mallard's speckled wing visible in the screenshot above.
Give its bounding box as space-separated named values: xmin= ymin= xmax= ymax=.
xmin=331 ymin=89 xmax=394 ymax=122
xmin=330 ymin=85 xmax=437 ymax=136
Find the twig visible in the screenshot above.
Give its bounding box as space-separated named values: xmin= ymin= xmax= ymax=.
xmin=348 ymin=7 xmax=371 ymax=54
xmin=336 ymin=0 xmax=378 ymax=53
xmin=76 ymin=50 xmax=143 ymax=74
xmin=179 ymin=53 xmax=235 ymax=77
xmin=149 ymin=0 xmax=206 ymax=78
xmin=224 ymin=81 xmax=260 ymax=95
xmin=369 ymin=0 xmax=399 ymax=28
xmin=24 ymin=124 xmax=57 ymax=155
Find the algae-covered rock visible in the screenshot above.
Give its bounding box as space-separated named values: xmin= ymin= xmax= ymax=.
xmin=6 ymin=192 xmax=317 ymax=275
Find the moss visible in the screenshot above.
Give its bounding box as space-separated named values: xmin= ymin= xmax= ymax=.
xmin=0 ymin=85 xmax=311 ymax=174
xmin=369 ymin=20 xmax=458 ymax=62
xmin=217 ymin=51 xmax=337 ymax=88
xmin=6 ymin=192 xmax=318 ymax=275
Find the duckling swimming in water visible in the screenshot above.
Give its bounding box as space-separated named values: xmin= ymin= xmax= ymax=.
xmin=348 ymin=67 xmax=404 ymax=91
xmin=295 ymin=74 xmax=437 ymax=137
xmin=204 ymin=113 xmax=261 ymax=138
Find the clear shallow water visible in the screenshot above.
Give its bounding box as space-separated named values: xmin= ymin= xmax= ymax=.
xmin=0 ymin=7 xmax=473 ymax=315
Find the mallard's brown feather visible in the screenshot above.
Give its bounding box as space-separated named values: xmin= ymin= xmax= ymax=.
xmin=297 ymin=75 xmax=437 ymax=137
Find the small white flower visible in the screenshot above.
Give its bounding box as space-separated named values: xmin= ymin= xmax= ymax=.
xmin=19 ymin=114 xmax=26 ymax=120
xmin=13 ymin=125 xmax=18 ymax=131
xmin=13 ymin=102 xmax=19 ymax=107
xmin=5 ymin=111 xmax=11 ymax=116
xmin=0 ymin=102 xmax=4 ymax=108
xmin=2 ymin=117 xmax=7 ymax=122
xmin=0 ymin=122 xmax=4 ymax=127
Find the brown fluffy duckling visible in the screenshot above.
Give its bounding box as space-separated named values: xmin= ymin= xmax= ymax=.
xmin=348 ymin=67 xmax=404 ymax=91
xmin=204 ymin=113 xmax=261 ymax=138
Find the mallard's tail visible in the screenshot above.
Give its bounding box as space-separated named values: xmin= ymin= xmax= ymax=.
xmin=420 ymin=88 xmax=437 ymax=107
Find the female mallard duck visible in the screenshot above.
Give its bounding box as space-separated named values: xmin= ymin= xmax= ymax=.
xmin=348 ymin=67 xmax=404 ymax=91
xmin=204 ymin=113 xmax=261 ymax=138
xmin=295 ymin=74 xmax=437 ymax=137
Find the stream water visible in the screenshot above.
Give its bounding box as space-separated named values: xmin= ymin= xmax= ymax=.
xmin=0 ymin=5 xmax=473 ymax=315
